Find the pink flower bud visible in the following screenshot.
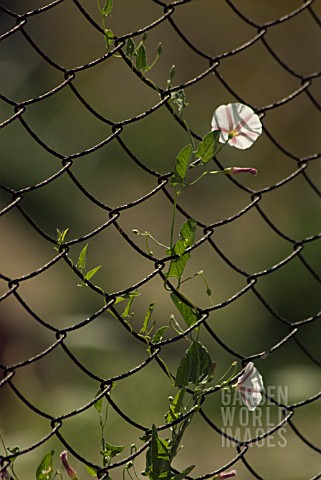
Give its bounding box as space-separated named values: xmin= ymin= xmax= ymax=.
xmin=218 ymin=469 xmax=237 ymax=478
xmin=225 ymin=167 xmax=257 ymax=176
xmin=60 ymin=451 xmax=78 ymax=480
xmin=0 ymin=468 xmax=10 ymax=480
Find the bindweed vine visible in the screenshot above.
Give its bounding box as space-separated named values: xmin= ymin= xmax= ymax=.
xmin=50 ymin=7 xmax=265 ymax=471
xmin=0 ymin=0 xmax=320 ymax=479
xmin=45 ymin=97 xmax=265 ymax=480
xmin=116 ymin=100 xmax=265 ymax=479
xmin=1 ymin=5 xmax=269 ymax=480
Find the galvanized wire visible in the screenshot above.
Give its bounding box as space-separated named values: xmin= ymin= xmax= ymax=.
xmin=0 ymin=1 xmax=320 ymax=479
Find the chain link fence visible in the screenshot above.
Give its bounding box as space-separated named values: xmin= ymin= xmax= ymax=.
xmin=0 ymin=1 xmax=320 ymax=479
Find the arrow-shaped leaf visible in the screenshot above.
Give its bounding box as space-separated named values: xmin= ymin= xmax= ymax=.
xmin=171 ymin=144 xmax=192 ymax=190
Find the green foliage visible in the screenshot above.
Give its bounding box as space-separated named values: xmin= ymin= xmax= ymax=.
xmin=195 ymin=130 xmax=221 ymax=165
xmin=126 ymin=38 xmax=135 ymax=57
xmin=36 ymin=451 xmax=54 ymax=480
xmin=138 ymin=303 xmax=169 ymax=346
xmin=101 ymin=442 xmax=124 ymax=466
xmin=114 ymin=290 xmax=139 ymax=306
xmin=168 ymin=65 xmax=176 ymax=85
xmin=151 ymin=326 xmax=168 ymax=344
xmin=136 ymin=44 xmax=149 ymax=73
xmin=84 ymin=266 xmax=102 ymax=282
xmin=144 ymin=425 xmax=194 ymax=480
xmin=7 ymin=445 xmax=20 ymax=462
xmin=173 ymin=219 xmax=196 ymax=258
xmin=125 ymin=35 xmax=162 ymax=74
xmin=172 ymin=465 xmax=195 ymax=480
xmin=165 ymin=388 xmax=186 ymax=425
xmin=55 ymin=228 xmax=69 ymax=251
xmin=121 ymin=291 xmax=140 ymax=322
xmin=101 ymin=0 xmax=113 ymax=16
xmin=104 ymin=28 xmax=114 ymax=51
xmin=85 ymin=464 xmax=99 ymax=476
xmin=76 ymin=244 xmax=101 ymax=287
xmin=175 ymin=341 xmax=214 ymax=388
xmin=171 ymin=144 xmax=192 ymax=191
xmin=94 ymin=389 xmax=124 ymax=471
xmin=107 ymin=291 xmax=141 ymax=326
xmin=167 ymin=249 xmax=189 ymax=281
xmin=51 ymin=31 xmax=256 ymax=480
xmin=132 ymin=229 xmax=169 ymax=256
xmin=76 ymin=243 xmax=88 ymax=271
xmin=140 ymin=301 xmax=156 ymax=337
xmin=98 ymin=0 xmax=114 ymax=51
xmin=170 ymin=292 xmax=199 ymax=327
xmin=144 ymin=425 xmax=171 ymax=480
xmin=94 ymin=395 xmax=103 ymax=416
xmin=0 ymin=443 xmax=20 ymax=479
xmin=167 ymin=218 xmax=196 ymax=283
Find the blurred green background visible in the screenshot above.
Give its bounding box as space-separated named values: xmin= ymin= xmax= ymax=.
xmin=0 ymin=0 xmax=320 ymax=478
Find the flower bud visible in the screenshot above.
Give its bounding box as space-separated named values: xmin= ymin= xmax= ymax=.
xmin=60 ymin=451 xmax=78 ymax=480
xmin=225 ymin=167 xmax=257 ymax=176
xmin=0 ymin=468 xmax=10 ymax=480
xmin=218 ymin=469 xmax=237 ymax=478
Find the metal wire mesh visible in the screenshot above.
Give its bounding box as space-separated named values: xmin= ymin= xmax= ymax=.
xmin=0 ymin=1 xmax=321 ymax=479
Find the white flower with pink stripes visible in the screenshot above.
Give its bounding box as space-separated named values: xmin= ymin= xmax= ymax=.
xmin=235 ymin=362 xmax=264 ymax=411
xmin=211 ymin=103 xmax=262 ymax=150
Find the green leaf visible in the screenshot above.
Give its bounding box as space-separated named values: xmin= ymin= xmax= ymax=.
xmin=145 ymin=425 xmax=171 ymax=480
xmin=121 ymin=291 xmax=140 ymax=320
xmin=77 ymin=244 xmax=88 ymax=271
xmin=104 ymin=28 xmax=114 ymax=50
xmin=195 ymin=131 xmax=220 ymax=165
xmin=167 ymin=212 xmax=197 ymax=292
xmin=84 ymin=265 xmax=102 ymax=281
xmin=171 ymin=144 xmax=192 ymax=190
xmin=126 ymin=38 xmax=135 ymax=57
xmin=55 ymin=228 xmax=69 ymax=250
xmin=174 ymin=219 xmax=196 ymax=256
xmin=175 ymin=341 xmax=213 ymax=388
xmin=101 ymin=0 xmax=113 ymax=16
xmin=36 ymin=451 xmax=54 ymax=480
xmin=170 ymin=292 xmax=199 ymax=327
xmin=7 ymin=446 xmax=20 ymax=466
xmin=94 ymin=391 xmax=103 ymax=413
xmin=151 ymin=326 xmax=168 ymax=344
xmin=167 ymin=254 xmax=189 ymax=280
xmin=173 ymin=465 xmax=195 ymax=480
xmin=148 ymin=42 xmax=163 ymax=71
xmin=114 ymin=296 xmax=126 ymax=305
xmin=101 ymin=442 xmax=124 ymax=460
xmin=165 ymin=388 xmax=186 ymax=424
xmin=167 ymin=65 xmax=176 ymax=87
xmin=140 ymin=302 xmax=156 ymax=336
xmin=85 ymin=465 xmax=99 ymax=476
xmin=136 ymin=44 xmax=149 ymax=73
xmin=114 ymin=292 xmax=139 ymax=306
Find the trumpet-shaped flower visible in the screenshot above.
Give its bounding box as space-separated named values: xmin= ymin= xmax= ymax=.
xmin=211 ymin=103 xmax=262 ymax=150
xmin=235 ymin=362 xmax=264 ymax=411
